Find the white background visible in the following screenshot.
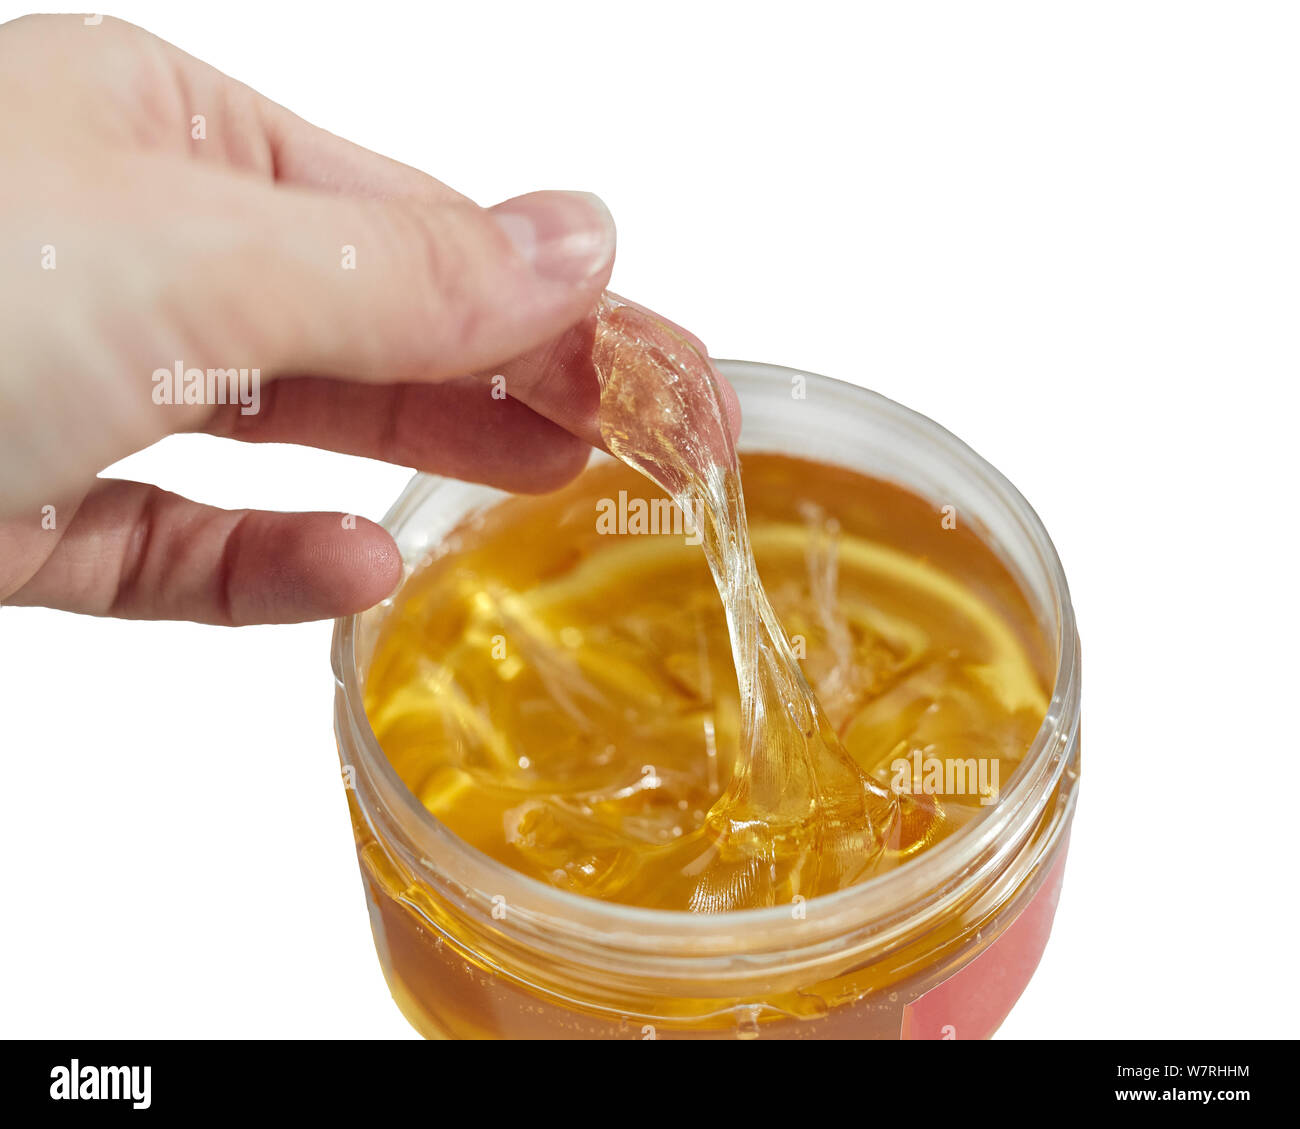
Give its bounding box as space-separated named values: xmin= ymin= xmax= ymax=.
xmin=1 ymin=0 xmax=1296 ymax=1039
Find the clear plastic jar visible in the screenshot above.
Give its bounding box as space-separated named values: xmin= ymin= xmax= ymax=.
xmin=331 ymin=360 xmax=1081 ymax=1039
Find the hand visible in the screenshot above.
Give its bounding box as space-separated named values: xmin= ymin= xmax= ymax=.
xmin=0 ymin=15 xmax=731 ymax=624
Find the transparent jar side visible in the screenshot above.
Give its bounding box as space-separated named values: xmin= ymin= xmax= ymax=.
xmin=338 ymin=732 xmax=1077 ymax=1037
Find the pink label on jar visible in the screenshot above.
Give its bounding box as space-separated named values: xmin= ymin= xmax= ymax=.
xmin=900 ymin=839 xmax=1070 ymax=1040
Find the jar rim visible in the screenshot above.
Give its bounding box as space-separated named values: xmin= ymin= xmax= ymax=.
xmin=331 ymin=359 xmax=1080 ymax=958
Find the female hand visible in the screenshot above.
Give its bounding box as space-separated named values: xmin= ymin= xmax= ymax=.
xmin=0 ymin=15 xmax=734 ymax=624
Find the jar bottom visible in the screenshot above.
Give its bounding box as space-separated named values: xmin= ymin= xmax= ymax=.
xmin=353 ymin=829 xmax=1072 ymax=1040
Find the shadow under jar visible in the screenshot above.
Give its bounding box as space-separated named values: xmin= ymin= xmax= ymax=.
xmin=331 ymin=360 xmax=1081 ymax=1040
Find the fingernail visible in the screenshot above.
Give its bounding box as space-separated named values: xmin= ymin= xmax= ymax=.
xmin=490 ymin=190 xmax=616 ymax=285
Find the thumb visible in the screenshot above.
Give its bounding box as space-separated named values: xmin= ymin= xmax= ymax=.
xmin=212 ymin=184 xmax=616 ymax=386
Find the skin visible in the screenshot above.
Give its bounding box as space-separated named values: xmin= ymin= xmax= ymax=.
xmin=0 ymin=14 xmax=739 ymax=625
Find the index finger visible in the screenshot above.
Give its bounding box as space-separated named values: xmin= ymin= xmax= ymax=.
xmin=495 ymin=294 xmax=743 ymax=451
